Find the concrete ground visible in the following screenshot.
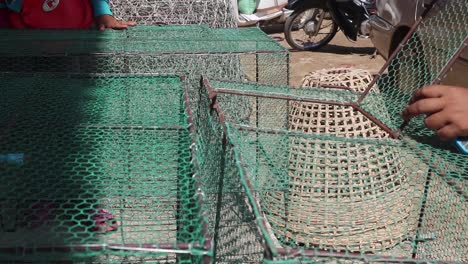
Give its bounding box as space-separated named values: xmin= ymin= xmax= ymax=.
xmin=263 ymin=27 xmax=386 ymax=86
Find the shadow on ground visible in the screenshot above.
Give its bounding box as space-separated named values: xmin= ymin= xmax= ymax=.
xmin=260 ymin=24 xmax=376 ymax=55
xmin=289 ymin=44 xmax=376 ymax=55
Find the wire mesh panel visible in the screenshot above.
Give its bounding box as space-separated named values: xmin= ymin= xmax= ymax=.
xmin=357 ymin=0 xmax=468 ymax=133
xmin=0 ymin=26 xmax=289 ymax=86
xmin=198 ymin=75 xmax=467 ymax=263
xmin=187 ymin=80 xmax=265 ymax=263
xmin=109 ymin=0 xmax=236 ymax=28
xmin=0 ymin=74 xmax=211 ymax=262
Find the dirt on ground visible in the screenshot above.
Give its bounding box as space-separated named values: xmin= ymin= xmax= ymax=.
xmin=263 ymin=27 xmax=386 ymax=86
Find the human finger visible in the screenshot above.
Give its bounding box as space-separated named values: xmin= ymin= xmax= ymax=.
xmin=409 ymin=85 xmax=446 ymax=103
xmin=98 ymin=24 xmax=106 ymax=31
xmin=402 ymin=98 xmax=445 ymax=119
xmin=111 ymin=22 xmax=129 ymax=30
xmin=121 ymin=21 xmax=137 ymax=26
xmin=423 ymin=112 xmax=450 ymax=131
xmin=436 ymin=124 xmax=460 ymax=141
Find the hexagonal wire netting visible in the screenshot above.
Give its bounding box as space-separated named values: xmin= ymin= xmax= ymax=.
xmin=1 ymin=0 xmax=466 ymax=263
xmin=0 ymin=23 xmax=291 ymax=262
xmin=0 ymin=74 xmax=211 ymax=262
xmin=191 ymin=0 xmax=467 ymax=263
xmin=0 ymin=26 xmax=289 ymax=88
xmin=0 ymin=25 xmax=290 ymax=262
xmin=109 ymin=0 xmax=236 ymax=28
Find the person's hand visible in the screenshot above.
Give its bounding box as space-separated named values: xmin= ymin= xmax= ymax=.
xmin=402 ymin=85 xmax=468 ymax=141
xmin=95 ymin=15 xmax=136 ymax=31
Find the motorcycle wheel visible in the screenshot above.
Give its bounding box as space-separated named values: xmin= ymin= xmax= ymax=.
xmin=284 ymin=7 xmax=338 ymax=51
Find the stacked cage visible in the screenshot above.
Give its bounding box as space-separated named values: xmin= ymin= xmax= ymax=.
xmin=109 ymin=0 xmax=236 ymax=28
xmin=0 ymin=25 xmax=289 ymax=262
xmin=192 ymin=0 xmax=467 ymax=263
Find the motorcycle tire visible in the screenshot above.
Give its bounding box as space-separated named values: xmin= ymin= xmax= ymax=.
xmin=284 ymin=7 xmax=338 ymax=51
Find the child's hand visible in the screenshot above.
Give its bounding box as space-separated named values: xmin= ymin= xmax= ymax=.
xmin=402 ymin=85 xmax=468 ymax=141
xmin=95 ymin=15 xmax=136 ymax=31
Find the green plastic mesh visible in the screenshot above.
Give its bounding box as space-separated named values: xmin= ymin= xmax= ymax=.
xmin=0 ymin=74 xmax=210 ymax=262
xmin=0 ymin=1 xmax=466 ymax=262
xmin=0 ymin=26 xmax=289 ymax=86
xmin=359 ymin=0 xmax=468 ymax=132
xmin=188 ymin=82 xmax=265 ymax=263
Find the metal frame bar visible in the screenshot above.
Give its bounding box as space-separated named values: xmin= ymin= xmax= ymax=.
xmin=201 ymin=76 xmax=276 ymax=259
xmin=213 ymin=87 xmax=398 ymax=137
xmin=0 ymin=50 xmax=287 ymax=57
xmin=232 ymin=124 xmax=398 ymax=144
xmin=0 ymin=242 xmax=211 ymax=255
xmin=183 ymin=75 xmax=214 ymax=263
xmin=411 ymin=168 xmax=432 ymax=260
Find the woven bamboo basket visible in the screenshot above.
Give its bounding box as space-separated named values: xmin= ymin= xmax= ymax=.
xmin=263 ymin=68 xmax=425 ymax=252
xmin=301 ymin=68 xmax=374 ymax=93
xmin=291 ymin=68 xmax=388 ymax=138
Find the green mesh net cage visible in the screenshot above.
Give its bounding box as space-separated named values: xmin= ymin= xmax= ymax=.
xmin=0 ymin=26 xmax=289 ymax=86
xmin=1 ymin=0 xmax=467 ymax=262
xmin=0 ymin=73 xmax=212 ymax=262
xmin=191 ymin=0 xmax=467 ymax=263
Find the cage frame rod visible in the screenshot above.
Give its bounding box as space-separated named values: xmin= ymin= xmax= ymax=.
xmin=212 ymin=85 xmax=399 ymax=138
xmin=183 ymin=75 xmax=215 ymax=263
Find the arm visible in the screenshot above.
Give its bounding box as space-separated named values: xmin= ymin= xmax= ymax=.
xmin=91 ymin=0 xmax=112 ymax=16
xmin=402 ymin=85 xmax=468 ymax=141
xmin=90 ymin=0 xmax=136 ymax=30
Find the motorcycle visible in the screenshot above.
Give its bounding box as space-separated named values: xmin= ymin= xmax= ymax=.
xmin=232 ymin=0 xmax=293 ymax=27
xmin=284 ymin=0 xmax=376 ymax=51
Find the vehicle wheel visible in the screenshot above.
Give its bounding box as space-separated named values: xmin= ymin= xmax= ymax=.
xmin=284 ymin=7 xmax=338 ymax=51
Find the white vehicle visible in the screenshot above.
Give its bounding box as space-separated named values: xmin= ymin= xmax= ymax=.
xmin=231 ymin=0 xmax=293 ymax=27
